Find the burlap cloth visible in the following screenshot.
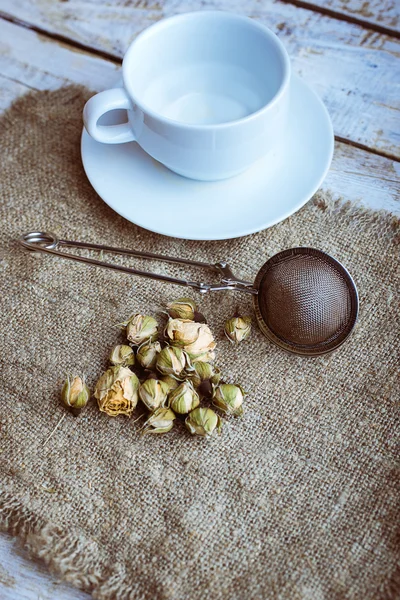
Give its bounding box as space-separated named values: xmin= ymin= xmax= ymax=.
xmin=0 ymin=87 xmax=399 ymax=600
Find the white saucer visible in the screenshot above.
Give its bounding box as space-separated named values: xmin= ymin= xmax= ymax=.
xmin=81 ymin=74 xmax=333 ymax=240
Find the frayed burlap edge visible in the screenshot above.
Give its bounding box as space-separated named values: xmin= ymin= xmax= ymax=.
xmin=0 ymin=488 xmax=103 ymax=595
xmin=1 ymin=194 xmax=399 ymax=600
xmin=1 ymin=486 xmax=173 ymax=600
xmin=312 ymin=194 xmax=399 ymax=242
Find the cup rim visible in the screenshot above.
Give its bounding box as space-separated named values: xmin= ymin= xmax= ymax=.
xmin=122 ymin=10 xmax=291 ymax=131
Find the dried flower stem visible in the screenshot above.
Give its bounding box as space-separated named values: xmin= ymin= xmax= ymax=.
xmin=132 ymin=414 xmax=145 ymax=425
xmin=42 ymin=413 xmax=66 ymax=448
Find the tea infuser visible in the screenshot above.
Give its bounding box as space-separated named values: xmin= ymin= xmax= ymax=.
xmin=20 ymin=232 xmax=358 ymax=356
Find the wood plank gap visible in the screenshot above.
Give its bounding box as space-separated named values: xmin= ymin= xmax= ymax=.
xmin=279 ymin=0 xmax=400 ymax=39
xmin=0 ymin=72 xmax=39 ymax=92
xmin=335 ymin=136 xmax=400 ymax=163
xmin=0 ymin=10 xmax=122 ymax=65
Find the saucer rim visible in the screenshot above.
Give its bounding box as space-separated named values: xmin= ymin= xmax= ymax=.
xmin=81 ymin=73 xmax=334 ymax=241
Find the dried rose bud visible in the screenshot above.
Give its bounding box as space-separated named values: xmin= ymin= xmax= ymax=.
xmin=156 ymin=346 xmax=186 ymax=378
xmin=94 ymin=366 xmax=139 ymax=417
xmin=160 ymin=375 xmax=180 ymax=393
xmin=109 ymin=344 xmax=135 ymax=367
xmin=224 ymin=316 xmax=252 ymax=344
xmin=168 ymin=381 xmax=200 ymax=414
xmin=213 ymin=384 xmax=244 ymax=416
xmin=143 ymin=407 xmax=176 ymax=434
xmin=185 ymin=407 xmax=222 ymax=437
xmin=124 ymin=314 xmax=158 ymax=346
xmin=167 ymin=297 xmax=197 ymax=320
xmin=165 ymin=319 xmax=216 ymax=362
xmin=136 ymin=341 xmax=161 ymax=370
xmin=139 ymin=378 xmax=169 ymax=412
xmin=190 ymin=362 xmax=221 ymax=389
xmin=61 ymin=375 xmax=90 ymax=414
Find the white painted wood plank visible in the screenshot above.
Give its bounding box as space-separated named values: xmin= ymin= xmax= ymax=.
xmin=0 ymin=74 xmax=32 ymax=112
xmin=308 ymin=0 xmax=399 ymax=33
xmin=324 ymin=144 xmax=400 ymax=214
xmin=1 ymin=0 xmax=399 ymax=156
xmin=0 ymin=531 xmax=90 ymax=600
xmin=0 ymin=20 xmax=120 ymax=98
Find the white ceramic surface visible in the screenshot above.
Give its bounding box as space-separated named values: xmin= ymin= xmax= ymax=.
xmin=83 ymin=11 xmax=291 ymax=181
xmin=81 ymin=74 xmax=334 ymax=241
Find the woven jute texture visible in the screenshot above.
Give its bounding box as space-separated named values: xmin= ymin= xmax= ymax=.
xmin=0 ymin=87 xmax=399 ymax=600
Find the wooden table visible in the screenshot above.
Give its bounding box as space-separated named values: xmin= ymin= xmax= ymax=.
xmin=0 ymin=1 xmax=398 ymax=597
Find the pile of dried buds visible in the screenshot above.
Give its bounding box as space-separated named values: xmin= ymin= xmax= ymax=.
xmin=61 ymin=298 xmax=251 ymax=438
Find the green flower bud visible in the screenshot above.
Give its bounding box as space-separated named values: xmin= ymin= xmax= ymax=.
xmin=136 ymin=341 xmax=161 ymax=369
xmin=139 ymin=378 xmax=169 ymax=412
xmin=224 ymin=316 xmax=252 ymax=344
xmin=190 ymin=362 xmax=221 ymax=389
xmin=160 ymin=375 xmax=180 ymax=393
xmin=109 ymin=344 xmax=135 ymax=367
xmin=143 ymin=407 xmax=176 ymax=434
xmin=125 ymin=314 xmax=158 ymax=346
xmin=61 ymin=375 xmax=90 ymax=414
xmin=167 ymin=297 xmax=197 ymax=320
xmin=213 ymin=384 xmax=245 ymax=416
xmin=94 ymin=366 xmax=139 ymax=417
xmin=156 ymin=346 xmax=186 ymax=378
xmin=168 ymin=381 xmax=200 ymax=414
xmin=185 ymin=407 xmax=222 ymax=437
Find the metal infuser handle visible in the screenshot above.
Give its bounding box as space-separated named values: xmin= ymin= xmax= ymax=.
xmin=20 ymin=232 xmax=257 ymax=294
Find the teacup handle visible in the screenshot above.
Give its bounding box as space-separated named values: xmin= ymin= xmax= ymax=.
xmin=83 ymin=88 xmax=136 ymax=144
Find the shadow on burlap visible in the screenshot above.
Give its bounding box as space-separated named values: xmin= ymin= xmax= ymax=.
xmin=0 ymin=87 xmax=399 ymax=600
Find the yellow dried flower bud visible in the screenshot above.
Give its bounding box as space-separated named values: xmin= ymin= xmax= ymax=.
xmin=224 ymin=316 xmax=252 ymax=344
xmin=143 ymin=407 xmax=176 ymax=434
xmin=165 ymin=319 xmax=216 ymax=362
xmin=125 ymin=314 xmax=158 ymax=346
xmin=185 ymin=407 xmax=222 ymax=437
xmin=136 ymin=341 xmax=161 ymax=369
xmin=109 ymin=344 xmax=135 ymax=367
xmin=94 ymin=366 xmax=139 ymax=417
xmin=61 ymin=375 xmax=90 ymax=414
xmin=168 ymin=381 xmax=200 ymax=414
xmin=167 ymin=297 xmax=197 ymax=320
xmin=213 ymin=384 xmax=244 ymax=416
xmin=156 ymin=346 xmax=186 ymax=378
xmin=139 ymin=378 xmax=169 ymax=412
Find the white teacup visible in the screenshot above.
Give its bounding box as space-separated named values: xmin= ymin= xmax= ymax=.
xmin=83 ymin=11 xmax=291 ymax=181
